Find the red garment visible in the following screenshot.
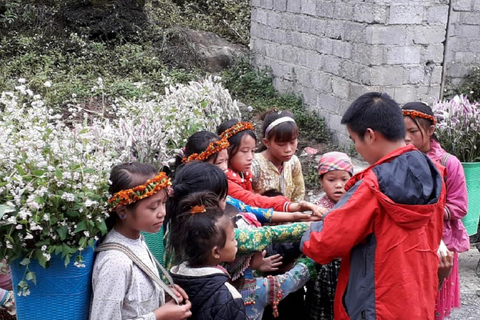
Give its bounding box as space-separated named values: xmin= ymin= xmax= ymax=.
xmin=225 ymin=169 xmax=291 ymax=212
xmin=302 ymin=145 xmax=446 ymax=320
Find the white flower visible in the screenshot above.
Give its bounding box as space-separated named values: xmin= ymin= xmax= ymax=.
xmin=17 ymin=78 xmax=26 ymax=83
xmin=61 ymin=192 xmax=75 ymax=202
xmin=41 ymin=245 xmax=47 ymax=251
xmin=85 ymin=199 xmax=98 ymax=207
xmin=44 ymin=81 xmax=52 ymax=88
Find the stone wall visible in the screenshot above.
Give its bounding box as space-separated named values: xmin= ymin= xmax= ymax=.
xmin=445 ymin=0 xmax=480 ymax=87
xmin=250 ymin=0 xmax=480 ymax=145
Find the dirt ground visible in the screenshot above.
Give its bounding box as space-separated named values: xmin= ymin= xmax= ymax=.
xmin=447 ymin=247 xmax=480 ymax=319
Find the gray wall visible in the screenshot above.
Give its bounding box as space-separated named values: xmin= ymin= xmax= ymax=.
xmin=250 ymin=0 xmax=480 ymax=146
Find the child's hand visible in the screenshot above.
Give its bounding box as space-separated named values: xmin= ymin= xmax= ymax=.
xmin=438 ymin=250 xmax=454 ymax=289
xmin=292 ymin=212 xmax=322 ymax=222
xmin=298 ymin=201 xmax=327 ymax=217
xmin=168 ymin=284 xmax=189 ymax=304
xmin=154 ymin=298 xmax=192 ymax=320
xmin=258 ymin=253 xmax=283 ymax=272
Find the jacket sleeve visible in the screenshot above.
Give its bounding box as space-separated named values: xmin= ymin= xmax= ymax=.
xmin=444 ymin=156 xmax=468 ymax=220
xmin=290 ymin=156 xmax=306 ymax=202
xmin=228 ymin=180 xmax=291 ymax=212
xmin=227 ymin=196 xmax=273 ymax=223
xmin=301 ymin=180 xmax=376 ymax=264
xmin=235 ymin=223 xmax=309 ymax=253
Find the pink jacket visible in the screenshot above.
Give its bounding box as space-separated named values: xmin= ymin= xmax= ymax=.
xmin=427 ymin=139 xmax=470 ymax=252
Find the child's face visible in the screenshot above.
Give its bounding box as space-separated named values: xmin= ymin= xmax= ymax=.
xmin=217 ymin=218 xmax=237 ymax=263
xmin=229 ymin=134 xmax=256 ymax=173
xmin=125 ymin=189 xmax=168 ymax=235
xmin=320 ymin=170 xmax=351 ymax=203
xmin=263 ymin=137 xmax=298 ymax=163
xmin=209 ymin=148 xmax=228 ymax=172
xmin=404 ymin=117 xmax=434 ymax=153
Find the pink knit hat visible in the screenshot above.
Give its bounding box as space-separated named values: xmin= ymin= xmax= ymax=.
xmin=318 ymin=152 xmax=353 ymax=176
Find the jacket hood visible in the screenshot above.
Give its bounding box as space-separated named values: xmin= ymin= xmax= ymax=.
xmin=352 ymin=145 xmax=445 ymax=230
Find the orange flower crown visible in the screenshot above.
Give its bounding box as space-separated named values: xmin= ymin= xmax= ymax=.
xmin=402 ymin=109 xmax=437 ymax=125
xmin=108 ymin=172 xmax=171 ymax=211
xmin=220 ymin=122 xmax=254 ymax=140
xmin=182 ymin=138 xmax=229 ymax=163
xmin=190 ymin=205 xmax=206 ymax=215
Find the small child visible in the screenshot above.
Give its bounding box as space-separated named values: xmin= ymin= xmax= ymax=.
xmin=217 ymin=119 xmax=325 ymax=216
xmin=170 ymin=191 xmax=246 ymax=320
xmin=252 ymin=109 xmax=305 ymax=202
xmin=90 ymin=162 xmax=192 ymax=320
xmin=306 ymin=151 xmax=353 ymax=320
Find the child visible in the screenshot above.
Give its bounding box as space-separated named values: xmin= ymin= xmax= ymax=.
xmin=0 ymin=261 xmax=15 ymax=319
xmin=402 ymin=102 xmax=469 ymax=319
xmin=177 ymin=130 xmax=321 ymax=224
xmin=168 ymin=161 xmax=317 ymax=319
xmin=90 ymin=162 xmax=192 ymax=320
xmin=301 ymin=92 xmax=446 ymax=319
xmin=306 ymin=151 xmax=353 ymax=320
xmin=217 ymin=119 xmax=325 ymax=216
xmin=251 ymin=109 xmax=305 ymax=202
xmin=170 ymin=191 xmax=246 ymax=320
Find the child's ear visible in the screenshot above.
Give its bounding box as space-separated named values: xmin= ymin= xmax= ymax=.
xmin=211 ymin=246 xmax=220 ymax=260
xmin=116 ymin=205 xmax=127 ymax=219
xmin=428 ymin=125 xmax=435 ymax=137
xmin=262 ymin=138 xmax=270 ymax=148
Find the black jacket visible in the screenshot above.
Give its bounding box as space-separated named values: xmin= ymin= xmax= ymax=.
xmin=170 ymin=263 xmax=246 ymax=320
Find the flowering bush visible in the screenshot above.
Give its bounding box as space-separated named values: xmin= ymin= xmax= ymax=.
xmin=433 ymin=95 xmax=480 ymax=162
xmin=0 ymin=76 xmax=240 ymax=295
xmin=112 ymin=75 xmax=241 ymax=168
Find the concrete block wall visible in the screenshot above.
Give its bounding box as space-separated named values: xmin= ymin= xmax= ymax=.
xmin=445 ymin=0 xmax=480 ymax=87
xmin=250 ymin=0 xmax=452 ymax=146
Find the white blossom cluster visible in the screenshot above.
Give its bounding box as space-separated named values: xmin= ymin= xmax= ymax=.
xmin=0 ymin=75 xmax=240 ymax=295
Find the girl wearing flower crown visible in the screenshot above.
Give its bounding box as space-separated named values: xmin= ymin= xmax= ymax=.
xmin=169 ymin=191 xmax=246 ymax=320
xmin=252 ymin=109 xmax=305 ymax=202
xmin=217 ymin=119 xmax=326 ymax=217
xmin=402 ymin=103 xmax=469 ymax=320
xmin=175 ymin=130 xmax=321 ymax=225
xmin=167 ymin=161 xmax=317 ymax=320
xmin=90 ymin=162 xmax=192 ymax=320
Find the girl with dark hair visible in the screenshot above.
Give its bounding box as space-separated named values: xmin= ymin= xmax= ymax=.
xmin=251 ymin=109 xmax=305 ymax=202
xmin=169 ymin=191 xmax=246 ymax=320
xmin=178 ymin=130 xmax=321 ymax=224
xmin=167 ymin=161 xmax=317 ymax=320
xmin=402 ymin=102 xmax=469 ymax=320
xmin=90 ymin=162 xmax=192 ymax=320
xmin=217 ymin=119 xmax=325 ymax=216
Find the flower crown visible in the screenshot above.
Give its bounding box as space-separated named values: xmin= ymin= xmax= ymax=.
xmin=402 ymin=109 xmax=437 ymax=125
xmin=220 ymin=122 xmax=254 ymax=140
xmin=108 ymin=172 xmax=171 ymax=211
xmin=190 ymin=205 xmax=206 ymax=215
xmin=182 ymin=138 xmax=229 ymax=163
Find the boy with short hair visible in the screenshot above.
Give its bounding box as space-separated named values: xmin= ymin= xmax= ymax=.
xmin=301 ymin=92 xmax=445 ymax=319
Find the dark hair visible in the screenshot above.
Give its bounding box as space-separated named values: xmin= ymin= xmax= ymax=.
xmin=106 ymin=162 xmax=158 ymax=230
xmin=401 ymin=102 xmax=438 ymax=141
xmin=217 ymin=119 xmax=256 ymax=162
xmin=171 ymin=191 xmax=230 ymax=267
xmin=341 ymin=92 xmax=405 ymax=141
xmin=166 ymin=161 xmax=229 ymax=254
xmin=174 ymin=131 xmax=221 ymax=169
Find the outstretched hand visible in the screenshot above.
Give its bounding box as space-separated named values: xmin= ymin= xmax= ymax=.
xmin=299 ymin=201 xmax=328 ymax=217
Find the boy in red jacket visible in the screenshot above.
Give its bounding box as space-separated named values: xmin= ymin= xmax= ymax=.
xmin=301 ymin=92 xmax=445 ymax=320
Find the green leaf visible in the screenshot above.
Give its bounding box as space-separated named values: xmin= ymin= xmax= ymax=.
xmin=74 ymin=220 xmax=87 ymax=233
xmin=0 ymin=204 xmax=7 ymax=219
xmin=19 ymin=258 xmax=30 ymax=266
xmin=57 ymin=226 xmax=68 ymax=240
xmin=25 ymin=271 xmax=37 ymax=284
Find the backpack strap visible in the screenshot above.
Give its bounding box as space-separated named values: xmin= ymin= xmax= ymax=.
xmin=96 ymin=242 xmax=180 ymax=305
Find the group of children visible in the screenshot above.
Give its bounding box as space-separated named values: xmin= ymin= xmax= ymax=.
xmin=85 ymin=92 xmax=469 ymax=320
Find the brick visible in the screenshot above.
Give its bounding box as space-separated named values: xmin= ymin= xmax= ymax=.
xmin=456 ymin=25 xmax=480 ymax=38
xmin=425 ymin=5 xmax=449 ymax=25
xmin=293 ymin=66 xmax=312 ymax=87
xmin=334 ymin=2 xmax=354 ymax=21
xmin=406 ymin=66 xmax=425 ymax=84
xmin=332 ymin=40 xmax=352 ymax=59
xmin=361 ymin=66 xmax=405 ymax=86
xmin=453 ymin=0 xmax=473 ymax=11
xmin=267 ymin=10 xmax=283 ymax=28
xmin=287 ymin=0 xmax=301 ymax=13
xmin=422 ymin=44 xmax=444 ymax=63
xmin=325 ymin=20 xmax=345 ymax=40
xmin=274 ymin=0 xmax=287 ymax=12
xmin=351 ymin=43 xmax=384 ymax=65
xmin=281 ymin=13 xmax=297 ymax=30
xmin=301 ymin=87 xmax=318 ymax=105
xmin=331 ymin=76 xmax=351 ymax=100
xmin=460 ymin=12 xmax=480 ymax=25
xmin=316 ymin=37 xmax=334 ymax=55
xmin=468 ymin=40 xmax=480 ymax=53
xmin=317 ymin=93 xmax=341 ymax=114
xmin=281 ymin=45 xmax=297 ymax=63
xmin=392 ymin=86 xmax=418 ymax=104
xmin=343 ymin=22 xmax=368 ymax=43
xmin=323 ymin=55 xmax=343 ymax=74
xmin=385 ymin=46 xmax=421 ymax=65
xmin=315 ymin=1 xmax=335 ymax=19
xmin=409 ymin=26 xmax=446 ymax=44
xmin=353 ymin=3 xmax=387 ymax=24
xmin=388 ymin=4 xmax=424 ymax=25
xmin=311 ymin=71 xmax=333 ymax=91
xmin=301 ymin=0 xmax=317 ymax=16
xmin=339 ymin=60 xmax=365 ymax=82
xmin=306 ymin=50 xmax=323 ymax=69
xmin=309 ymin=18 xmax=328 ymax=36
xmin=366 ymin=25 xmax=407 ymax=45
